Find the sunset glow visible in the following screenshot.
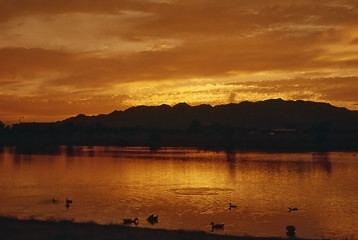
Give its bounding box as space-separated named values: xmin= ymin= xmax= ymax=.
xmin=1 ymin=0 xmax=358 ymax=123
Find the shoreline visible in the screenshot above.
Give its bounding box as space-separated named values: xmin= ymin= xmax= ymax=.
xmin=0 ymin=216 xmax=324 ymax=240
xmin=3 ymin=144 xmax=358 ymax=155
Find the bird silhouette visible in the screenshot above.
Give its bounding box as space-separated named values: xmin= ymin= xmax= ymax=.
xmin=123 ymin=217 xmax=139 ymax=225
xmin=210 ymin=222 xmax=224 ymax=231
xmin=229 ymin=203 xmax=237 ymax=209
xmin=65 ymin=199 xmax=73 ymax=209
xmin=147 ymin=214 xmax=158 ymax=224
xmin=288 ymin=207 xmax=298 ymax=212
xmin=286 ymin=225 xmax=296 ymax=238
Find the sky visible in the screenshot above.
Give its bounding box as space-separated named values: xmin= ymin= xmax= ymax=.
xmin=1 ymin=0 xmax=358 ymax=123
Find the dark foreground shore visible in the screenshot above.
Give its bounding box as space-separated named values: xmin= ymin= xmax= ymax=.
xmin=0 ymin=216 xmax=323 ymax=240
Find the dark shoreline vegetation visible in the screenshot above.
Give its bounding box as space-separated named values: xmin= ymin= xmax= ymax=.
xmin=1 ymin=99 xmax=358 ymax=153
xmin=0 ymin=216 xmax=324 ymax=240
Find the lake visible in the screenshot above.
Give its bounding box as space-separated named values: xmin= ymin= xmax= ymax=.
xmin=0 ymin=146 xmax=357 ymax=239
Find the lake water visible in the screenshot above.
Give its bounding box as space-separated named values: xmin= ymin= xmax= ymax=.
xmin=0 ymin=146 xmax=357 ymax=239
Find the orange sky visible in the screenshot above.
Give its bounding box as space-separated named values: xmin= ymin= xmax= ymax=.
xmin=1 ymin=0 xmax=358 ymax=123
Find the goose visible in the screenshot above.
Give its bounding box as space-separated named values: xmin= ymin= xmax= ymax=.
xmin=288 ymin=207 xmax=298 ymax=212
xmin=123 ymin=217 xmax=139 ymax=225
xmin=147 ymin=214 xmax=158 ymax=224
xmin=210 ymin=222 xmax=224 ymax=231
xmin=229 ymin=203 xmax=237 ymax=209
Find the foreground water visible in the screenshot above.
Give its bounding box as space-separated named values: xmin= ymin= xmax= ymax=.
xmin=0 ymin=146 xmax=357 ymax=239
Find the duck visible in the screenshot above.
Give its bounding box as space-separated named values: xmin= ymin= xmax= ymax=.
xmin=229 ymin=203 xmax=237 ymax=209
xmin=123 ymin=217 xmax=139 ymax=225
xmin=147 ymin=214 xmax=158 ymax=224
xmin=210 ymin=222 xmax=224 ymax=231
xmin=288 ymin=207 xmax=298 ymax=212
xmin=65 ymin=199 xmax=73 ymax=209
xmin=286 ymin=225 xmax=296 ymax=238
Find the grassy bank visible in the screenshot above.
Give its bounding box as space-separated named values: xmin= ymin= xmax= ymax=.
xmin=0 ymin=216 xmax=322 ymax=240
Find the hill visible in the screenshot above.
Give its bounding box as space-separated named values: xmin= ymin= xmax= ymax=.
xmin=63 ymin=99 xmax=358 ymax=130
xmin=1 ymin=99 xmax=358 ymax=152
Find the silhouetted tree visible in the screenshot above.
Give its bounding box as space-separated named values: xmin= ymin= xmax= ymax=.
xmin=187 ymin=120 xmax=202 ymax=134
xmin=0 ymin=121 xmax=5 ymax=145
xmin=311 ymin=121 xmax=331 ymax=151
xmin=146 ymin=128 xmax=162 ymax=150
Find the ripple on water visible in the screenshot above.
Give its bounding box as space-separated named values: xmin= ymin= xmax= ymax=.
xmin=170 ymin=187 xmax=233 ymax=196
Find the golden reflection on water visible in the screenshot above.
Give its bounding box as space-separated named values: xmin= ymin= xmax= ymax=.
xmin=0 ymin=146 xmax=357 ymax=239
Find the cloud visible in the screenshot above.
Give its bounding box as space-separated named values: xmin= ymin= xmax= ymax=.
xmin=0 ymin=0 xmax=358 ymax=121
xmin=1 ymin=1 xmax=357 ymax=79
xmin=0 ymin=11 xmax=156 ymax=54
xmin=0 ymin=47 xmax=73 ymax=78
xmin=0 ymin=0 xmax=152 ymax=22
xmin=228 ymin=92 xmax=236 ymax=103
xmin=0 ymin=92 xmax=131 ymax=123
xmin=226 ymin=76 xmax=358 ymax=109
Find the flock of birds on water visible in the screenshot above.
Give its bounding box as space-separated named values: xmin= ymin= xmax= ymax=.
xmin=50 ymin=199 xmax=298 ymax=236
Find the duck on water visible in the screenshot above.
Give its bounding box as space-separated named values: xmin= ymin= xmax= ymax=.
xmin=210 ymin=222 xmax=224 ymax=231
xmin=147 ymin=214 xmax=158 ymax=224
xmin=288 ymin=207 xmax=298 ymax=212
xmin=229 ymin=203 xmax=237 ymax=209
xmin=123 ymin=217 xmax=139 ymax=225
xmin=66 ymin=199 xmax=73 ymax=209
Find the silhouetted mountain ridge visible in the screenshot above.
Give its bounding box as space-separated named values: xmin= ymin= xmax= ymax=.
xmin=63 ymin=99 xmax=358 ymax=130
xmin=2 ymin=99 xmax=358 ymax=151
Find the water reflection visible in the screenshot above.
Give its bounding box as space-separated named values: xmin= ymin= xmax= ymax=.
xmin=225 ymin=151 xmax=237 ymax=179
xmin=14 ymin=144 xmax=60 ymax=155
xmin=13 ymin=151 xmax=33 ymax=166
xmin=231 ymin=151 xmax=332 ymax=176
xmin=65 ymin=145 xmax=76 ymax=156
xmin=312 ymin=152 xmax=332 ymax=174
xmin=0 ymin=147 xmax=356 ymax=240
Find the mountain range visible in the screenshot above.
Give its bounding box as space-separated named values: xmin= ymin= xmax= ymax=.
xmin=63 ymin=98 xmax=358 ymax=131
xmin=2 ymin=99 xmax=358 ymax=151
